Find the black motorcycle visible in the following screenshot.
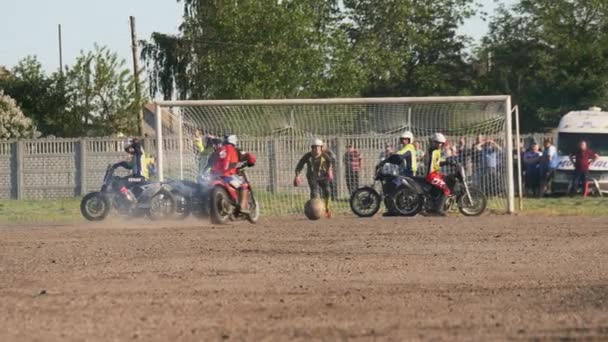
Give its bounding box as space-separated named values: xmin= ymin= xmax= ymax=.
xmin=350 ymin=154 xmax=421 ymax=217
xmin=80 ymin=164 xmax=175 ymax=221
xmin=396 ymin=158 xmax=488 ymax=217
xmin=166 ymin=173 xmax=213 ymax=220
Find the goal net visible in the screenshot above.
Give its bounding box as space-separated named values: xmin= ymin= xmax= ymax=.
xmin=154 ymin=97 xmax=515 ymax=215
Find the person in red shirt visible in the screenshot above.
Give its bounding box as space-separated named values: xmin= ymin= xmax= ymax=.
xmin=343 ymin=144 xmax=362 ymax=195
xmin=569 ymin=140 xmax=599 ymax=196
xmin=212 ymin=134 xmax=250 ymax=212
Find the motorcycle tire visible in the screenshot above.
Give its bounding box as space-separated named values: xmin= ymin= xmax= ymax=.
xmin=246 ymin=197 xmax=260 ymax=224
xmin=458 ymin=186 xmax=487 ymax=216
xmin=349 ymin=186 xmax=381 ymax=218
xmin=387 ymin=185 xmax=421 ymax=217
xmin=147 ymin=190 xmax=176 ymax=221
xmin=209 ymin=187 xmax=232 ymax=225
xmin=81 ymin=192 xmax=111 ymax=221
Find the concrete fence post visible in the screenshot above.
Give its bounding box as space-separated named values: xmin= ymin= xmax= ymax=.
xmin=267 ymin=139 xmax=278 ymax=193
xmin=79 ymin=139 xmax=87 ymax=195
xmin=15 ymin=140 xmax=24 ymax=200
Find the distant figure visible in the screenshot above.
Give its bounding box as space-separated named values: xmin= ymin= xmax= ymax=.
xmin=523 ymin=142 xmax=542 ymax=197
xmin=343 ymin=144 xmax=362 ymax=195
xmin=539 ymin=138 xmax=558 ymax=196
xmin=379 ymin=143 xmax=393 ymax=162
xmin=481 ymin=138 xmax=502 ymax=195
xmin=569 ymin=140 xmax=599 ymax=196
xmin=414 ymin=141 xmax=425 ymax=176
xmin=125 ymin=138 xmax=144 ymax=177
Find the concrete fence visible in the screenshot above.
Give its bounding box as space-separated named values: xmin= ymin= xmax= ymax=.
xmin=0 ymin=133 xmax=553 ymax=200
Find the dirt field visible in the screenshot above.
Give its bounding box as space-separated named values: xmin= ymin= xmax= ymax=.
xmin=1 ymin=214 xmax=607 ymax=341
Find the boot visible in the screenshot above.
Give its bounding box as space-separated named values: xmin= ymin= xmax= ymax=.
xmin=238 ymin=189 xmax=250 ymax=215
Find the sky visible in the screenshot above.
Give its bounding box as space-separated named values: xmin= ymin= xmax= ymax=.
xmin=1 ymin=0 xmax=517 ymax=74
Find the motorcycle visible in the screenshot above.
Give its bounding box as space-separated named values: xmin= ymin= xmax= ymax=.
xmin=80 ymin=164 xmax=176 ymax=221
xmin=397 ymin=157 xmax=488 ymax=217
xmin=350 ymin=156 xmax=487 ymax=217
xmin=166 ymin=173 xmax=213 ymax=220
xmin=350 ymin=154 xmax=421 ymax=217
xmin=207 ymin=164 xmax=260 ymax=225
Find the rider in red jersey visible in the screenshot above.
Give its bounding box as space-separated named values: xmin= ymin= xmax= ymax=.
xmin=212 ymin=134 xmax=250 ymax=213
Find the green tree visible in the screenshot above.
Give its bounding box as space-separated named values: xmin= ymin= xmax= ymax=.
xmin=0 ymin=57 xmax=68 ymax=136
xmin=0 ymin=91 xmax=40 ymax=139
xmin=64 ymin=45 xmax=146 ymax=136
xmin=142 ymin=0 xmax=355 ymax=100
xmin=476 ymin=0 xmax=608 ymax=130
xmin=343 ymin=0 xmax=479 ymax=97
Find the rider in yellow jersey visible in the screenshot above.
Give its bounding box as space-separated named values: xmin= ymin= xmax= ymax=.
xmin=395 ymin=131 xmax=416 ymax=177
xmin=426 ymin=133 xmax=451 ymax=216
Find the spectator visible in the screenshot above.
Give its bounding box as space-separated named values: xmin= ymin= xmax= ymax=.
xmin=480 ymin=138 xmax=502 ymax=195
xmin=472 ymin=134 xmax=485 ymax=186
xmin=414 ymin=141 xmax=425 ymax=176
xmin=323 ymin=145 xmax=338 ymax=201
xmin=539 ymin=138 xmax=558 ymax=196
xmin=523 ymin=142 xmax=542 ymax=197
xmin=569 ymin=140 xmax=599 ymax=196
xmin=193 ymin=129 xmax=207 ymax=174
xmin=379 ymin=143 xmax=393 ymax=162
xmin=343 ymin=144 xmax=362 ymax=195
xmin=147 ymin=155 xmax=158 ymax=179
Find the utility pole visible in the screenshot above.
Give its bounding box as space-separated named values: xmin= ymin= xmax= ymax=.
xmin=58 ymin=24 xmax=63 ymax=77
xmin=130 ymin=16 xmax=144 ymax=136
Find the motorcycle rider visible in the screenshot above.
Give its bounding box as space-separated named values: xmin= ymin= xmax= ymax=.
xmin=212 ymin=134 xmax=251 ymax=214
xmin=293 ymin=138 xmax=335 ymax=218
xmin=396 ymin=131 xmax=416 ymax=177
xmin=426 ymin=132 xmax=452 ymax=216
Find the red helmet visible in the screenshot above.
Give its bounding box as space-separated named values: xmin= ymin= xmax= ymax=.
xmin=246 ymin=153 xmax=257 ymax=167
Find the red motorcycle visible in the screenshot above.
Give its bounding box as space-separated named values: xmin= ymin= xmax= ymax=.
xmin=208 ymin=153 xmax=259 ymax=224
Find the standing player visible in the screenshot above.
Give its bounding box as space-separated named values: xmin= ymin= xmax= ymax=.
xmin=293 ymin=139 xmax=335 ymax=218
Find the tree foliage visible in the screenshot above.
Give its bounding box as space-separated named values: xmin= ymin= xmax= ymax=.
xmin=0 ymin=47 xmax=145 ymax=137
xmin=142 ymin=0 xmax=478 ymax=100
xmin=0 ymin=91 xmax=40 ymax=139
xmin=476 ymin=0 xmax=608 ymax=130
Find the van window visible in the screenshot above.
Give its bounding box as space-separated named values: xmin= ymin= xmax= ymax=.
xmin=558 ymin=133 xmax=608 ymax=155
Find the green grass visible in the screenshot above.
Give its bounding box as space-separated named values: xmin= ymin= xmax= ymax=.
xmin=0 ymin=198 xmax=82 ymax=224
xmin=517 ymin=197 xmax=608 ymax=216
xmin=0 ymin=195 xmax=605 ymax=224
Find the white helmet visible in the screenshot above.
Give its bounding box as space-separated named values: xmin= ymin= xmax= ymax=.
xmin=311 ymin=138 xmax=324 ymax=147
xmin=399 ymin=131 xmax=414 ymax=141
xmin=225 ymin=134 xmax=237 ymax=145
xmin=432 ymin=132 xmax=446 ymax=143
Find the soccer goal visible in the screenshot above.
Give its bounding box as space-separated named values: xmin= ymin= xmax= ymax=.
xmin=154 ymin=96 xmax=515 ymax=214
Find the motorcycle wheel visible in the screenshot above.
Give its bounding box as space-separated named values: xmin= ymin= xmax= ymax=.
xmin=147 ymin=190 xmax=176 ymax=221
xmin=246 ymin=197 xmax=260 ymax=224
xmin=173 ymin=194 xmax=190 ymax=220
xmin=80 ymin=192 xmax=111 ymax=221
xmin=388 ymin=185 xmax=421 ymax=217
xmin=458 ymin=186 xmax=487 ymax=216
xmin=210 ymin=187 xmax=233 ymax=225
xmin=349 ymin=187 xmax=381 ymax=218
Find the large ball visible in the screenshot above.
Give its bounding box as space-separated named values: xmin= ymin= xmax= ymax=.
xmin=304 ymin=199 xmax=325 ymax=220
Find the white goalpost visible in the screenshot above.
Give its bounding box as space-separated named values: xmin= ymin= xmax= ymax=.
xmin=154 ymin=96 xmax=515 ymax=214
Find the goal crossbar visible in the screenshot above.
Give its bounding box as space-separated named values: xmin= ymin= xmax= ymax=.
xmin=155 ymin=96 xmax=510 ymax=107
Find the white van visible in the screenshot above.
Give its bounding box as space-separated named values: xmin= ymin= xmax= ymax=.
xmin=552 ymin=107 xmax=608 ymax=194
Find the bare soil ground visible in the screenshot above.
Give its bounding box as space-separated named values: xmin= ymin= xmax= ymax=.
xmin=1 ymin=215 xmax=607 ymax=341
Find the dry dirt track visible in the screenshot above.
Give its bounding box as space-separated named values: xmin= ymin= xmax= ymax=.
xmin=1 ymin=215 xmax=607 ymax=341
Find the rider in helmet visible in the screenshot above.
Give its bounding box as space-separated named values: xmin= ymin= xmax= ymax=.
xmin=212 ymin=134 xmax=250 ymax=213
xmin=294 ymin=138 xmax=335 ymax=218
xmin=426 ymin=132 xmax=452 ymax=216
xmin=396 ymin=131 xmax=417 ymax=177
